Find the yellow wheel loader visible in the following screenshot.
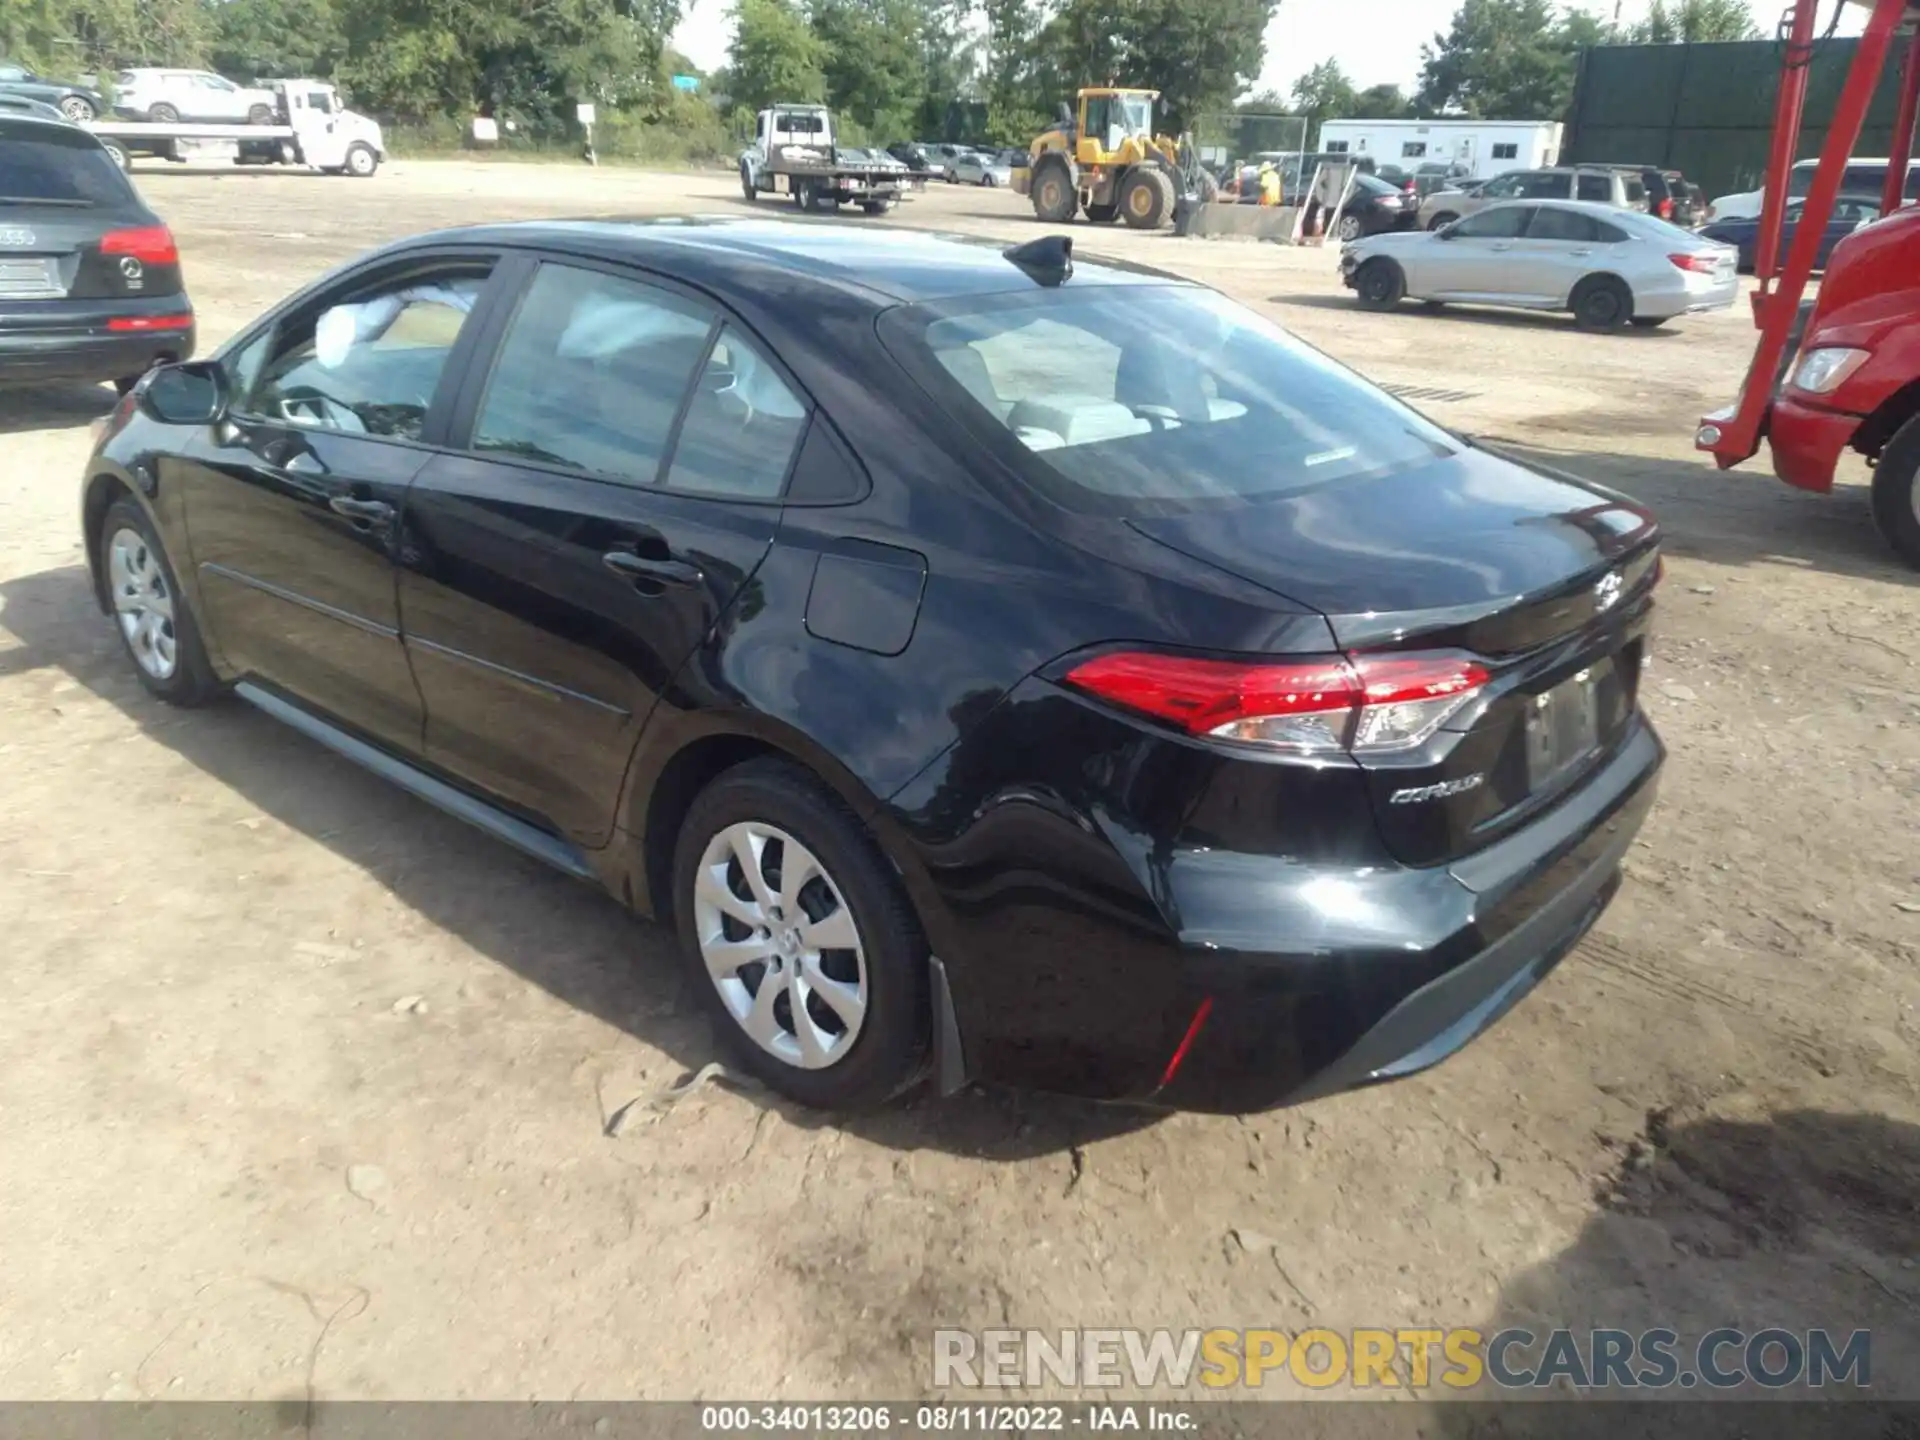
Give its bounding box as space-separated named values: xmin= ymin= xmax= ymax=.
xmin=1011 ymin=87 xmax=1216 ymax=230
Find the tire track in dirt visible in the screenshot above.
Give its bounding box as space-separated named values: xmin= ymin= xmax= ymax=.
xmin=1576 ymin=930 xmax=1836 ymax=1074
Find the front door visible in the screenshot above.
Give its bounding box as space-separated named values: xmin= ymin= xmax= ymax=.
xmin=1423 ymin=204 xmax=1537 ymax=297
xmin=178 ymin=256 xmax=498 ymax=753
xmin=397 ymin=257 xmax=799 ymax=843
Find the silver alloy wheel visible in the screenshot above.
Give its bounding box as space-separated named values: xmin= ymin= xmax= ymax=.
xmin=346 ymin=144 xmax=376 ymax=177
xmin=108 ymin=527 xmax=178 ymax=681
xmin=692 ymin=821 xmax=867 ymax=1070
xmin=60 ymin=95 xmax=95 ymax=122
xmin=1337 ymin=214 xmax=1363 ymax=242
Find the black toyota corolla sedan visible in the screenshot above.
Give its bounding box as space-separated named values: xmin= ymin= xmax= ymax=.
xmin=80 ymin=218 xmax=1663 ymax=1113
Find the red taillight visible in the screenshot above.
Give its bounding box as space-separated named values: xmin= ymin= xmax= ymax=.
xmin=1657 ymin=198 xmax=1674 ymax=220
xmin=1668 ymin=251 xmax=1717 ymax=273
xmin=1062 ymin=650 xmax=1489 ymax=755
xmin=107 ymin=313 xmax=192 ymax=332
xmin=99 ymin=224 xmax=178 ymax=265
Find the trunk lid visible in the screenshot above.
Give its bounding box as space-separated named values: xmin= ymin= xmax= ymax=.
xmin=1127 ymin=445 xmax=1661 ymax=865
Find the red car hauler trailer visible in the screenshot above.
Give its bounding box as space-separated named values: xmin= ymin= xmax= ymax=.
xmin=1696 ymin=0 xmax=1920 ymax=567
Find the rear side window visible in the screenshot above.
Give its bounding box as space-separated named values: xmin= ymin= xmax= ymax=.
xmin=1574 ymin=172 xmax=1612 ymax=202
xmin=0 ymin=127 xmax=134 ymax=205
xmin=472 ymin=262 xmax=714 ymax=485
xmin=880 ymin=285 xmax=1456 ymax=514
xmin=662 ymin=325 xmax=808 ymax=498
xmin=1518 ymin=172 xmax=1569 ymax=198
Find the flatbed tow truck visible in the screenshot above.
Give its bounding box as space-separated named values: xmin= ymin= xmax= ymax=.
xmin=738 ymin=104 xmax=916 ymax=214
xmin=85 ymin=79 xmax=385 ymax=177
xmin=1696 ymin=0 xmax=1920 ymax=565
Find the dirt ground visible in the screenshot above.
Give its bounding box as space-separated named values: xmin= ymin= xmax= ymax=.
xmin=2 ymin=159 xmax=1918 ymax=1406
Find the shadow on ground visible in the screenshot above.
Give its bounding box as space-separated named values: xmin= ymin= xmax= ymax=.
xmin=0 ymin=381 xmax=114 ymax=437
xmin=0 ymin=562 xmax=1150 ymax=1161
xmin=1270 ymin=291 xmax=1686 ymax=336
xmin=1397 ymin=1108 xmax=1920 ymax=1436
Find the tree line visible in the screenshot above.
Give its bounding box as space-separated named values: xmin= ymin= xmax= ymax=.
xmin=0 ymin=0 xmax=1760 ymax=151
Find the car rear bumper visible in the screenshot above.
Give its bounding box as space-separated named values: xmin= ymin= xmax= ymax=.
xmin=1635 ymin=270 xmax=1741 ymax=319
xmin=1766 ymin=392 xmax=1860 ymax=493
xmin=0 ymin=298 xmax=194 ymax=385
xmin=1148 ymin=717 xmax=1663 ymax=1113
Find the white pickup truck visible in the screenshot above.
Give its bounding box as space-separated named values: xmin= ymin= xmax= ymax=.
xmin=88 ymin=79 xmax=385 ymax=177
xmin=739 ymin=104 xmax=912 ymax=215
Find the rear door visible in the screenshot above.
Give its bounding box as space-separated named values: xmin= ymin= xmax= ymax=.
xmin=177 ymin=253 xmax=500 ymax=753
xmin=396 ymin=255 xmax=796 ymax=843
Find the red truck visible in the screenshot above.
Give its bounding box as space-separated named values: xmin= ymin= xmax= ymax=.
xmin=1696 ymin=0 xmax=1920 ymax=568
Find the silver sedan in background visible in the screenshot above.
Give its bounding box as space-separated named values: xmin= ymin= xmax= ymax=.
xmin=1339 ymin=199 xmax=1740 ymax=331
xmin=950 ymin=148 xmax=1018 ymax=187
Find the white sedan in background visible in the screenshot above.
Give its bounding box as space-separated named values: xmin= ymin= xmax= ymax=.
xmin=1340 ymin=199 xmax=1740 ymax=331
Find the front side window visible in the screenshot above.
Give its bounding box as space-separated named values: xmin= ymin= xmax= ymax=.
xmin=1453 ymin=205 xmax=1534 ymax=239
xmin=472 ymin=262 xmax=714 ymax=485
xmin=1480 ymin=173 xmax=1523 ymax=198
xmin=882 ymin=286 xmax=1456 ymax=514
xmin=245 ymin=266 xmax=490 ymax=440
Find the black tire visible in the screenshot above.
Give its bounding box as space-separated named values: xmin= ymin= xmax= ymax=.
xmin=1355 ymin=257 xmax=1406 ymax=311
xmin=247 ymin=103 xmax=274 ymax=125
xmin=1572 ymin=276 xmax=1632 ymax=331
xmin=1196 ymin=170 xmax=1221 ymax=203
xmin=1630 ymin=316 xmax=1669 ymax=329
xmin=740 ymin=161 xmax=756 ymax=202
xmin=1426 ymin=211 xmax=1458 ymax=231
xmin=1120 ymin=167 xmax=1173 ymax=229
xmin=1085 ymin=201 xmax=1119 ymax=223
xmin=671 ymin=758 xmax=929 ymax=1110
xmin=343 ymin=142 xmax=378 ymax=178
xmin=60 ymin=95 xmax=96 ymax=122
xmin=861 ymin=199 xmax=894 ymax=215
xmin=97 ymin=498 xmax=222 ymax=706
xmin=1030 ymin=155 xmax=1077 ymax=223
xmin=148 ymin=102 xmax=179 ymax=123
xmin=1870 ymin=412 xmax=1920 ymax=570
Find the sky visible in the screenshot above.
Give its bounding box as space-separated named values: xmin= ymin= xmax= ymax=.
xmin=669 ymin=0 xmax=1827 ymax=99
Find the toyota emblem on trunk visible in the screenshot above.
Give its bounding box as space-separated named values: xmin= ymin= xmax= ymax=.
xmin=1594 ymin=571 xmax=1624 ymax=611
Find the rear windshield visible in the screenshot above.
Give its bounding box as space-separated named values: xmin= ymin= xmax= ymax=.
xmin=879 ymin=285 xmax=1458 ymax=515
xmin=0 ymin=127 xmax=134 ymax=205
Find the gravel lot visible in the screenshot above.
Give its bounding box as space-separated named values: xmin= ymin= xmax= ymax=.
xmin=3 ymin=159 xmax=1918 ymax=1404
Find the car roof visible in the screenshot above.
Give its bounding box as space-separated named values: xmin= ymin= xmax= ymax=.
xmin=0 ymin=111 xmax=101 ymax=143
xmin=393 ymin=217 xmax=1189 ymax=304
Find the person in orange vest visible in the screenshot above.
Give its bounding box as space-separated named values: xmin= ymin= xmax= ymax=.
xmin=1258 ymin=161 xmax=1281 ymax=207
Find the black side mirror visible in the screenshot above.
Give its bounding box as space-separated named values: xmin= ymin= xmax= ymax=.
xmin=138 ymin=360 xmax=229 ymax=426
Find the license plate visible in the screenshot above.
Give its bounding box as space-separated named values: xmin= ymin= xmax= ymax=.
xmin=0 ymin=256 xmax=60 ymax=299
xmin=1525 ymin=667 xmax=1602 ymax=790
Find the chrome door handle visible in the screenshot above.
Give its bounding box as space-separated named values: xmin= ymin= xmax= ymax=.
xmin=1568 ymin=248 xmax=1593 ymax=257
xmin=329 ymin=496 xmax=393 ymax=523
xmin=603 ymin=551 xmax=704 ymax=587
xmin=1489 ymin=243 xmax=1513 ymax=251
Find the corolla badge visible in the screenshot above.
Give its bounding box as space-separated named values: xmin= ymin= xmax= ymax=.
xmin=1594 ymin=570 xmax=1624 ymax=612
xmin=0 ymin=227 xmax=35 ymax=247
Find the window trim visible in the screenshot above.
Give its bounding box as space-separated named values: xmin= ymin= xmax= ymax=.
xmin=222 ymin=248 xmax=508 ymax=455
xmin=445 ymin=248 xmax=835 ymax=507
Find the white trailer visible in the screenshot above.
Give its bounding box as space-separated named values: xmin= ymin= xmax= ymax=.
xmin=1314 ymin=119 xmax=1563 ymax=181
xmin=87 ymin=80 xmax=385 ymax=177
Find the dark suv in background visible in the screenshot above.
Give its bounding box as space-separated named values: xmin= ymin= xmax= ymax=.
xmin=0 ymin=112 xmax=194 ymax=392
